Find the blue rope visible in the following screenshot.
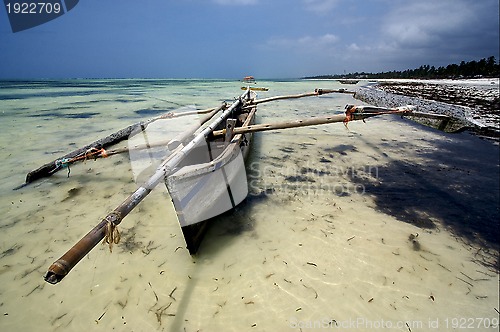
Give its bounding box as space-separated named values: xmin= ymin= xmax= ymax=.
xmin=55 ymin=158 xmax=72 ymax=177
xmin=55 ymin=158 xmax=71 ymax=168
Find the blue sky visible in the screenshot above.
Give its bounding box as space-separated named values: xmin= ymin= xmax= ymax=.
xmin=1 ymin=0 xmax=499 ymax=79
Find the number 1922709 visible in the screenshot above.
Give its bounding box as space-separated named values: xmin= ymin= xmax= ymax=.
xmin=5 ymin=2 xmax=62 ymax=14
xmin=444 ymin=317 xmax=499 ymax=329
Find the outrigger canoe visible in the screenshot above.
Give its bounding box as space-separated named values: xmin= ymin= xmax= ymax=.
xmin=338 ymin=79 xmax=359 ymax=85
xmin=37 ymin=87 xmax=447 ymax=284
xmin=43 ymin=88 xmax=258 ymax=283
xmin=241 ymin=75 xmax=268 ymax=91
xmin=242 ymin=75 xmax=256 ymax=84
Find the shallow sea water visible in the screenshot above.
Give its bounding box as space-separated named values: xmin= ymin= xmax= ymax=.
xmin=0 ymin=80 xmax=499 ymax=331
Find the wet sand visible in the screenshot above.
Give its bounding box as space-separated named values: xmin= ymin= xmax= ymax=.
xmin=0 ymin=80 xmax=499 ymax=331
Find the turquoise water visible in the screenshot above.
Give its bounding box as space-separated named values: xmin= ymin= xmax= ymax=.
xmin=0 ymin=79 xmax=498 ymax=331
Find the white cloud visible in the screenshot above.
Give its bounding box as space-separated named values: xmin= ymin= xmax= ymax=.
xmin=298 ymin=34 xmax=339 ymax=45
xmin=266 ymin=33 xmax=339 ymax=52
xmin=346 ymin=0 xmax=500 ymax=72
xmin=381 ymin=1 xmax=476 ymax=48
xmin=346 ymin=43 xmax=362 ymax=52
xmin=255 ymin=0 xmax=498 ymax=76
xmin=303 ymin=0 xmax=341 ymax=13
xmin=213 ymin=0 xmax=258 ymax=5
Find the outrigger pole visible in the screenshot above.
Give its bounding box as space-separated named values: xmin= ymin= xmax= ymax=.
xmin=251 ymin=88 xmax=354 ymax=105
xmin=18 ymin=107 xmax=221 ymax=188
xmin=43 ymin=91 xmax=251 ymax=284
xmin=212 ymin=105 xmax=418 ymax=137
xmin=20 ymin=89 xmax=352 ymax=189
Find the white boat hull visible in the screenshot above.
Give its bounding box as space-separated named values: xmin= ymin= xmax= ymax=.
xmin=164 ymin=93 xmax=256 ymax=253
xmin=166 ymin=141 xmax=248 ymax=227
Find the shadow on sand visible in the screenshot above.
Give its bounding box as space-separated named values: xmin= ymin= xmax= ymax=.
xmin=353 ymin=122 xmax=499 ymax=268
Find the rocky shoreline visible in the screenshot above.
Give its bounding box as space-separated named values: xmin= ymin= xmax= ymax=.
xmin=354 ymin=79 xmax=499 ymax=138
xmin=377 ymin=81 xmax=499 ymax=114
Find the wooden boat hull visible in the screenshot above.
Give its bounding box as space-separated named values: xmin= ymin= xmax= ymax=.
xmin=165 ymin=95 xmax=256 ymax=253
xmin=241 ymin=86 xmax=269 ymax=91
xmin=242 ymin=76 xmax=256 ymax=84
xmin=338 ymin=79 xmax=359 ymax=84
xmin=167 ymin=145 xmax=249 ymax=253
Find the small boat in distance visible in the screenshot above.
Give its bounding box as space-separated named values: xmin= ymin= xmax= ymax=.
xmin=241 ymin=76 xmax=269 ymax=91
xmin=338 ymin=79 xmax=359 ymax=85
xmin=242 ymin=75 xmax=256 ymax=84
xmin=240 ymin=86 xmax=269 ymax=91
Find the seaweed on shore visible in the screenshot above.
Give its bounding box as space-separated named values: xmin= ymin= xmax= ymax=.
xmin=355 ymin=83 xmax=500 ymax=139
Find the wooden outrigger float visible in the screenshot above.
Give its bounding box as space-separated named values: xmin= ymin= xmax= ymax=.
xmin=37 ymin=87 xmax=451 ymax=284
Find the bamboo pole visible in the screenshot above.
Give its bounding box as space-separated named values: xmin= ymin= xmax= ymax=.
xmin=25 ymin=89 xmax=351 ymax=188
xmin=212 ymin=106 xmax=414 ymax=137
xmin=66 ymin=105 xmax=226 ymax=161
xmin=250 ymin=88 xmax=354 ymax=105
xmin=43 ymin=94 xmax=248 ymax=285
xmin=101 ymin=89 xmax=354 ymax=154
xmin=213 ymin=114 xmax=348 ymax=136
xmin=18 ymin=107 xmax=220 ymax=188
xmin=166 ymin=104 xmax=226 ymax=150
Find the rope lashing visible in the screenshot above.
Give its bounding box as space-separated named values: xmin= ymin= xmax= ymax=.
xmin=343 ymin=105 xmax=415 ymax=129
xmin=343 ymin=105 xmax=359 ymax=128
xmin=159 ymin=112 xmax=175 ymax=119
xmin=52 ymin=147 xmax=109 ymax=178
xmin=99 ymin=148 xmax=108 ymax=158
xmin=55 ymin=158 xmax=71 ymax=168
xmin=82 ymin=147 xmax=108 ymax=161
xmin=102 ymin=211 xmax=122 ymax=253
xmin=55 ymin=158 xmax=72 ymax=177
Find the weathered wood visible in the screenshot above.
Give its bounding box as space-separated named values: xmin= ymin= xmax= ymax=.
xmin=212 ymin=106 xmax=413 ymax=137
xmin=251 ymin=92 xmax=316 ymax=105
xmin=316 ymin=88 xmax=355 ymax=95
xmin=213 ymin=114 xmax=347 ymax=136
xmin=22 ymin=123 xmax=144 ymax=187
xmin=20 ymin=107 xmax=219 ymax=187
xmin=241 ymin=87 xmax=269 ymax=91
xmin=74 ymin=105 xmax=225 ymax=160
xmin=224 ymin=119 xmax=237 ymax=146
xmin=254 ymin=92 xmax=315 ymax=104
xmin=42 ymin=86 xmax=418 ymax=284
xmin=400 ymin=111 xmax=451 ymax=131
xmin=167 ymin=105 xmax=225 ymax=150
xmin=250 ymin=89 xmax=353 ymax=105
xmin=403 ymin=111 xmax=450 ymax=120
xmin=236 ymin=89 xmax=355 ymax=113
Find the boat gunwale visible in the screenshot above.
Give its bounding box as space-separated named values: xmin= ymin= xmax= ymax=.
xmin=166 ymin=94 xmax=256 ymax=182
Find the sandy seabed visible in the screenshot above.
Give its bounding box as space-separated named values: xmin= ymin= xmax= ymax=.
xmin=0 ymin=79 xmax=498 ymax=331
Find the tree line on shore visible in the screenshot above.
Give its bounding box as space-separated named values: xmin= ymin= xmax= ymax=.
xmin=305 ymin=56 xmax=499 ymax=80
